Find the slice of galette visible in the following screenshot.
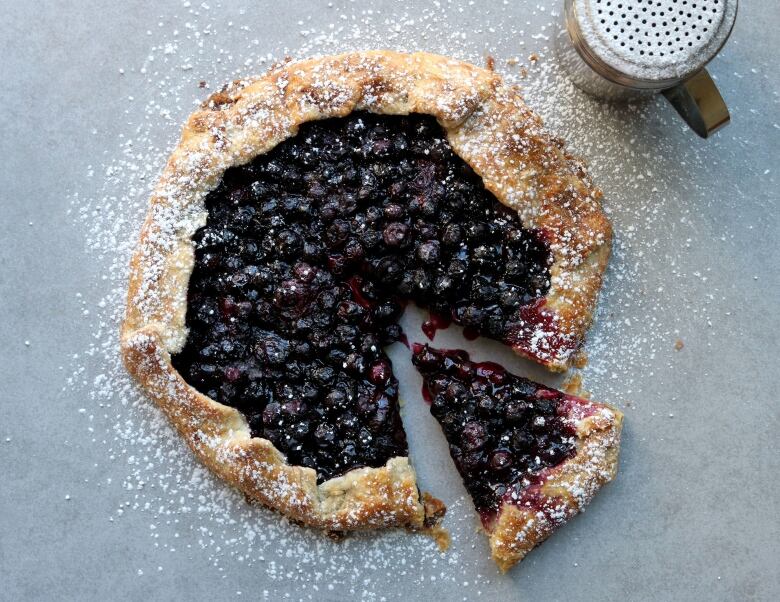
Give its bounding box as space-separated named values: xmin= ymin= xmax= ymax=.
xmin=120 ymin=51 xmax=611 ymax=534
xmin=412 ymin=344 xmax=623 ymax=571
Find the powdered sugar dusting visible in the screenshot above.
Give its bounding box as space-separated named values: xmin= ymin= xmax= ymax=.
xmin=64 ymin=0 xmax=759 ymax=597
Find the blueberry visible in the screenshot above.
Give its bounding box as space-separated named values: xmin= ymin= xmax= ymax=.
xmin=416 ymin=240 xmax=440 ymax=264
xmin=547 ymin=441 xmax=570 ymax=463
xmin=255 ymin=337 xmax=290 ymax=365
xmin=512 ymin=429 xmax=534 ymax=451
xmin=314 ymin=423 xmax=336 ymax=445
xmin=372 ymin=139 xmax=392 ymax=155
xmin=461 ymin=422 xmax=487 ymax=450
xmin=411 ymin=346 xmax=442 ymax=372
xmin=293 ymin=262 xmax=316 ymax=282
xmin=373 ymin=301 xmax=401 ymax=323
xmin=365 ymin=206 xmax=383 ymax=222
xmin=374 ymin=257 xmax=403 ymax=283
xmin=381 ymin=324 xmax=402 ymax=343
xmin=447 ymin=258 xmax=467 ymax=277
xmin=326 ymin=219 xmax=351 ymax=247
xmin=300 ymin=382 xmax=320 ymax=403
xmin=337 ymin=300 xmax=365 ymax=323
xmin=429 ymin=375 xmax=450 ymax=395
xmin=312 ymin=365 xmax=335 ymax=385
xmin=344 ymin=239 xmax=365 ymax=262
xmin=262 ymin=402 xmax=281 ymax=425
xmin=382 ymin=222 xmax=409 ymax=247
xmin=368 ymin=359 xmax=392 ymax=385
xmin=327 ymin=254 xmax=347 ymax=275
xmin=282 ymin=400 xmax=306 ymax=417
xmin=294 ymin=341 xmax=313 ymax=359
xmin=359 ymin=228 xmax=382 ymax=248
xmin=359 ymin=334 xmax=381 ymax=355
xmin=339 ymin=442 xmax=357 ymax=463
xmin=444 ymin=382 xmax=466 ymax=403
xmin=457 ymin=305 xmax=484 ymax=326
xmin=476 ymin=395 xmax=495 ymax=416
xmin=489 ymin=450 xmax=513 ymax=471
xmin=344 ymin=352 xmax=366 ymax=375
xmin=224 ymin=366 xmax=243 ymax=382
xmin=303 ymin=241 xmax=325 ymax=262
xmin=440 ymin=223 xmax=462 ymax=246
xmin=277 ymin=230 xmax=302 ymax=256
xmin=383 ymin=204 xmax=405 ymax=220
xmin=324 ymin=389 xmax=346 ymax=409
xmin=274 ymin=280 xmax=304 ymax=307
xmin=293 ymin=420 xmax=311 ymax=438
xmin=505 ymin=400 xmax=530 ymax=423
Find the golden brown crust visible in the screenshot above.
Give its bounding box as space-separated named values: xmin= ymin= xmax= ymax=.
xmin=487 ymin=401 xmax=623 ymax=572
xmin=120 ymin=51 xmax=612 ymax=532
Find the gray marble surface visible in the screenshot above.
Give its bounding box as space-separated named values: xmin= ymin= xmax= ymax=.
xmin=1 ymin=1 xmax=778 ymax=600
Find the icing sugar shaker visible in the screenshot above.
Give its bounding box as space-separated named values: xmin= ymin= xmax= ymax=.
xmin=556 ymin=0 xmax=738 ymax=137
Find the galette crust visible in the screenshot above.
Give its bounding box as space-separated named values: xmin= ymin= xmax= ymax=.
xmin=121 ymin=51 xmax=612 ymax=532
xmin=488 ymin=401 xmax=623 ymax=572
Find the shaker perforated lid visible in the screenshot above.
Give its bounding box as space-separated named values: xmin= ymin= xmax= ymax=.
xmin=570 ymin=0 xmax=738 ymax=88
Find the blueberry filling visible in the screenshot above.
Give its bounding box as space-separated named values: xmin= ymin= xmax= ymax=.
xmin=412 ymin=345 xmax=576 ymax=518
xmin=172 ymin=112 xmax=551 ymax=482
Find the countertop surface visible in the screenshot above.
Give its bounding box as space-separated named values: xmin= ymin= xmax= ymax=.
xmin=2 ymin=1 xmax=778 ymax=600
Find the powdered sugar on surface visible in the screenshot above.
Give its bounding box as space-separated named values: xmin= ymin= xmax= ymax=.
xmin=63 ymin=0 xmax=776 ymax=599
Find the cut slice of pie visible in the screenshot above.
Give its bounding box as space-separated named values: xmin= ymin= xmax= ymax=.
xmin=121 ymin=51 xmax=611 ymax=534
xmin=412 ymin=344 xmax=623 ymax=572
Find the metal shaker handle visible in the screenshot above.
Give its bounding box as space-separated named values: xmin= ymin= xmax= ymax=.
xmin=662 ymin=69 xmax=730 ymax=138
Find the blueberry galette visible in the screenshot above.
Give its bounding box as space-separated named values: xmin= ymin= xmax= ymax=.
xmin=121 ymin=52 xmax=612 ymax=536
xmin=412 ymin=345 xmax=622 ymax=571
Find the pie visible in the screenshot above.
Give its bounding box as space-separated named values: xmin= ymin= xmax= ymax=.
xmin=120 ymin=52 xmax=614 ymax=545
xmin=412 ymin=344 xmax=623 ymax=572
